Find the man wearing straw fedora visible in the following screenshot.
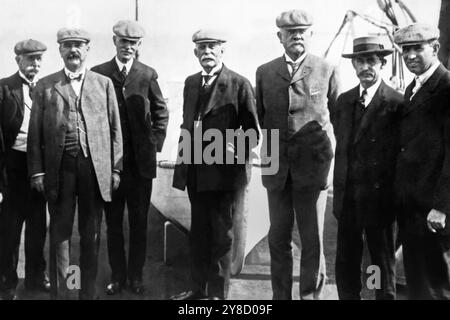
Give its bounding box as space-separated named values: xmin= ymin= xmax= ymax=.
xmin=333 ymin=36 xmax=403 ymax=300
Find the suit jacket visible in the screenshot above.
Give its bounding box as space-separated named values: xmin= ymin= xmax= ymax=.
xmin=0 ymin=72 xmax=28 ymax=191
xmin=256 ymin=54 xmax=341 ymax=191
xmin=394 ymin=64 xmax=450 ymax=235
xmin=91 ymin=59 xmax=168 ymax=179
xmin=27 ymin=69 xmax=123 ymax=203
xmin=333 ymin=80 xmax=403 ymax=226
xmin=172 ymin=65 xmax=259 ymax=192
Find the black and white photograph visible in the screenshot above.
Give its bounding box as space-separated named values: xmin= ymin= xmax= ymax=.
xmin=0 ymin=0 xmax=449 ymax=306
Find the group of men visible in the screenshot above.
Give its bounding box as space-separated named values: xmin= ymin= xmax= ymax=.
xmin=0 ymin=20 xmax=169 ymax=300
xmin=0 ymin=8 xmax=450 ymax=301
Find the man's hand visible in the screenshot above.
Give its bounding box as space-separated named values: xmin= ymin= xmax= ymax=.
xmin=0 ymin=192 xmax=3 ymax=203
xmin=112 ymin=172 xmax=121 ymax=191
xmin=427 ymin=209 xmax=447 ymax=233
xmin=30 ymin=176 xmax=45 ymax=193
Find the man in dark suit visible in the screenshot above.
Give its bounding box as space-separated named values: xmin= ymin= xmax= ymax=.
xmin=27 ymin=28 xmax=123 ymax=300
xmin=333 ymin=36 xmax=403 ymax=300
xmin=171 ymin=29 xmax=259 ymax=300
xmin=0 ymin=39 xmax=50 ymax=300
xmin=393 ymin=23 xmax=450 ymax=299
xmin=256 ymin=9 xmax=340 ymax=300
xmin=91 ymin=20 xmax=168 ymax=295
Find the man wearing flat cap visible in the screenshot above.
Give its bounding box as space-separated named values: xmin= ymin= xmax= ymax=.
xmin=0 ymin=39 xmax=49 ymax=300
xmin=171 ymin=29 xmax=259 ymax=300
xmin=92 ymin=20 xmax=168 ymax=296
xmin=393 ymin=23 xmax=450 ymax=299
xmin=256 ymin=9 xmax=341 ymax=300
xmin=333 ymin=36 xmax=403 ymax=300
xmin=27 ymin=28 xmax=123 ymax=300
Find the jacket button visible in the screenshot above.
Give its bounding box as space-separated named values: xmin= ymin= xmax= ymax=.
xmin=374 ymin=183 xmax=380 ymax=189
xmin=400 ymin=147 xmax=405 ymax=152
xmin=370 ymin=138 xmax=376 ymax=142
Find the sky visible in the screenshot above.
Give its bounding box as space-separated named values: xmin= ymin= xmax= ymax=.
xmin=0 ymin=0 xmax=443 ymax=159
xmin=0 ymin=0 xmax=442 ymax=83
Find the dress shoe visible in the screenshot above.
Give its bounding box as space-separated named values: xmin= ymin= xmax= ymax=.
xmin=24 ymin=275 xmax=51 ymax=293
xmin=105 ymin=281 xmax=123 ymax=295
xmin=1 ymin=288 xmax=17 ymax=300
xmin=129 ymin=280 xmax=145 ymax=295
xmin=170 ymin=290 xmax=207 ymax=300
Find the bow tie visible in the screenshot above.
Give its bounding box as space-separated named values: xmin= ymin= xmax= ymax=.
xmin=67 ymin=73 xmax=84 ymax=81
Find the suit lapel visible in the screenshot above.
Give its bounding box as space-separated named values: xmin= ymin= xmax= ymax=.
xmin=109 ymin=58 xmax=125 ymax=84
xmin=202 ymin=65 xmax=230 ymax=118
xmin=275 ymin=56 xmax=291 ymax=82
xmin=291 ymin=54 xmax=312 ymax=84
xmin=354 ymin=81 xmax=387 ymax=144
xmin=80 ymin=70 xmax=98 ymax=112
xmin=185 ymin=73 xmax=202 ymax=131
xmin=10 ymin=72 xmax=25 ymax=117
xmin=402 ymin=64 xmax=445 ymax=117
xmin=54 ymin=70 xmax=72 ymax=105
xmin=124 ymin=59 xmax=143 ymax=87
xmin=340 ymin=87 xmax=359 ymax=148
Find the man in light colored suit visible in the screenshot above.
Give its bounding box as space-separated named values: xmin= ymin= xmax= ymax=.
xmin=27 ymin=28 xmax=123 ymax=300
xmin=256 ymin=9 xmax=341 ymax=300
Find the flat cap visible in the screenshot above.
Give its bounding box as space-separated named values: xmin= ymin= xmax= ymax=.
xmin=192 ymin=29 xmax=227 ymax=43
xmin=394 ymin=23 xmax=440 ymax=46
xmin=113 ymin=20 xmax=145 ymax=40
xmin=57 ymin=28 xmax=91 ymax=43
xmin=276 ymin=9 xmax=313 ymax=30
xmin=14 ymin=39 xmax=47 ymax=56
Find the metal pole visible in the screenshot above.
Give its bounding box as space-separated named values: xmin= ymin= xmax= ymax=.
xmin=135 ymin=0 xmax=139 ymax=21
xmin=135 ymin=0 xmax=140 ymax=60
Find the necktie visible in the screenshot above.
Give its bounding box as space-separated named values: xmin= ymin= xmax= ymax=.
xmin=21 ymin=78 xmax=35 ymax=100
xmin=121 ymin=66 xmax=128 ymax=82
xmin=287 ymin=61 xmax=300 ymax=76
xmin=28 ymin=82 xmax=36 ymax=100
xmin=359 ymin=89 xmax=368 ymax=109
xmin=411 ymin=77 xmax=422 ymax=100
xmin=203 ymin=75 xmax=213 ymax=88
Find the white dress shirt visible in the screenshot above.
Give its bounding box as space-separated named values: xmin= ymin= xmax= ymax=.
xmin=115 ymin=56 xmax=134 ymax=75
xmin=64 ymin=67 xmax=86 ymax=97
xmin=359 ymin=77 xmax=382 ymax=108
xmin=284 ymin=53 xmax=307 ymax=76
xmin=410 ymin=60 xmax=441 ymax=100
xmin=12 ymin=71 xmax=38 ymax=152
xmin=201 ymin=62 xmax=223 ymax=86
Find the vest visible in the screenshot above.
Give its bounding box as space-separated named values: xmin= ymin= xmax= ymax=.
xmin=64 ymin=86 xmax=89 ymax=158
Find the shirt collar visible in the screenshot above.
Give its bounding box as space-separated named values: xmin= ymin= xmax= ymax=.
xmin=18 ymin=71 xmax=38 ymax=85
xmin=415 ymin=60 xmax=441 ymax=86
xmin=284 ymin=52 xmax=307 ymax=65
xmin=64 ymin=67 xmax=87 ymax=81
xmin=115 ymin=56 xmax=134 ymax=73
xmin=201 ymin=62 xmax=223 ymax=76
xmin=359 ymin=77 xmax=382 ymax=99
